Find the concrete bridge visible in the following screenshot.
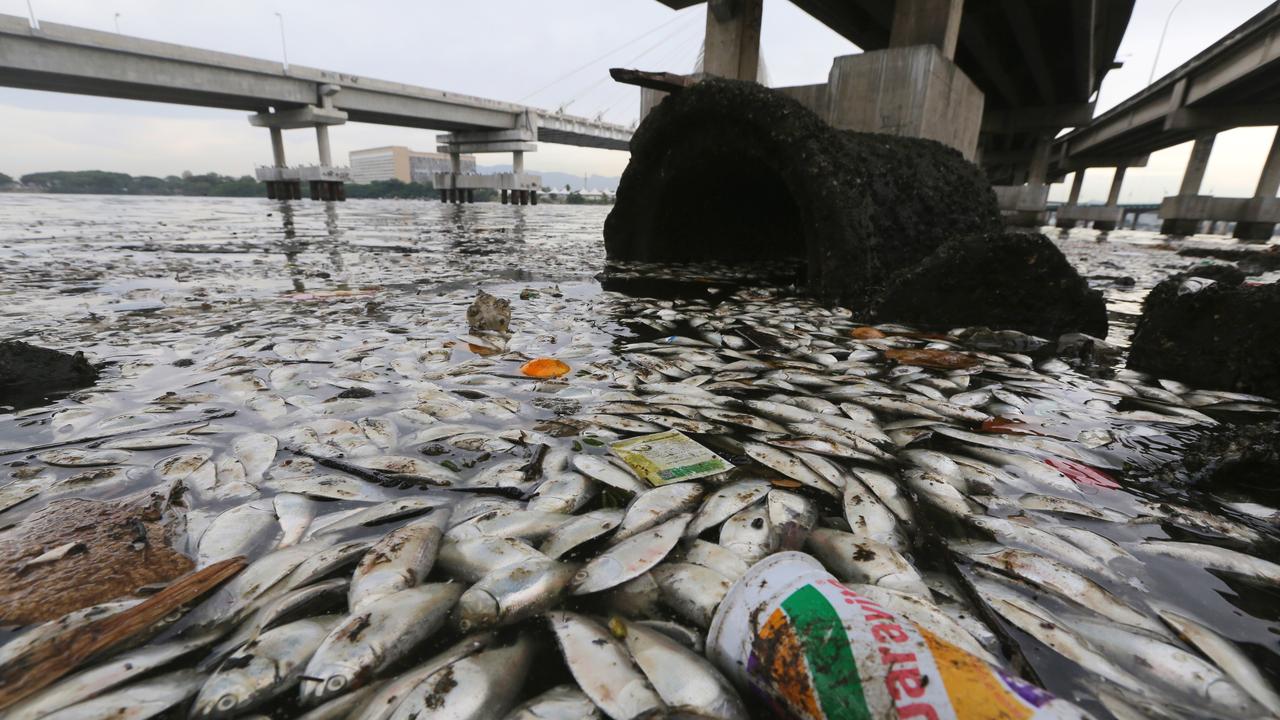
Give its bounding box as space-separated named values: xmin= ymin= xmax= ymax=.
xmin=1047 ymin=3 xmax=1280 ymax=240
xmin=0 ymin=13 xmax=632 ymax=202
xmin=649 ymin=0 xmax=1134 ymax=193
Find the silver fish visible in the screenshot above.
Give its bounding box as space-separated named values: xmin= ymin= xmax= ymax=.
xmin=386 ymin=633 xmax=536 ymax=720
xmin=457 ymin=556 xmax=578 ymax=631
xmin=42 ymin=669 xmax=203 ymax=720
xmin=539 ymin=508 xmax=625 ymax=559
xmin=439 ymin=536 xmax=549 ymax=582
xmin=547 ymin=611 xmax=664 ymax=720
xmin=301 ymin=583 xmax=464 ymax=704
xmin=193 ymin=616 xmax=340 ymax=718
xmin=613 ymin=482 xmax=704 ymax=543
xmin=572 ymin=513 xmax=692 ymax=595
xmin=571 ymin=453 xmax=648 ymax=495
xmin=650 ymin=561 xmax=732 ymax=628
xmin=502 ymin=685 xmax=601 ymax=720
xmin=685 ymin=479 xmax=772 ymax=539
xmin=719 ymin=502 xmax=777 ymax=565
xmin=807 ymin=528 xmax=930 ymax=597
xmin=619 ymin=619 xmax=747 ymax=720
xmin=1153 ymin=603 xmax=1280 ymax=716
xmin=349 ymin=508 xmax=449 ymax=612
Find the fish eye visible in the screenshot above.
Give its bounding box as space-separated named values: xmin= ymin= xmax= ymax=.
xmin=216 ymin=695 xmax=238 ymax=711
xmin=326 ymin=676 xmax=347 ymax=692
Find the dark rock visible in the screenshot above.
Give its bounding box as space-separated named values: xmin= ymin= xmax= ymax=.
xmin=0 ymin=340 xmax=98 ymax=393
xmin=1182 ymin=262 xmax=1247 ymax=286
xmin=172 ymin=358 xmax=195 ymax=368
xmin=336 ymin=387 xmax=375 ymax=399
xmin=604 ymin=78 xmax=1001 ymax=306
xmin=872 ymin=233 xmax=1108 ymax=338
xmin=1129 ymin=272 xmax=1280 ymax=400
xmin=1149 ymin=421 xmax=1280 ymax=506
xmin=1177 ymin=245 xmax=1280 ymax=275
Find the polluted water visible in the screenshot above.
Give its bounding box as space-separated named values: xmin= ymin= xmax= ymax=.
xmin=0 ymin=195 xmax=1278 ymax=719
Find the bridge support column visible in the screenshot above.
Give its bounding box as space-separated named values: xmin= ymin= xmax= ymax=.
xmin=1055 ymin=171 xmax=1086 ymax=229
xmin=1094 ymin=165 xmax=1127 ymax=231
xmin=1000 ymin=137 xmax=1051 ymax=227
xmin=1234 ymin=127 xmax=1280 ymax=241
xmin=501 ymin=189 xmax=509 ymax=205
xmin=889 ymin=0 xmax=963 ymax=60
xmin=703 ymin=0 xmax=763 ymax=81
xmin=1161 ymin=133 xmax=1216 ymax=235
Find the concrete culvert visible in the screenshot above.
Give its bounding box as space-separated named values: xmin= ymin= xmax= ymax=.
xmin=604 ymin=78 xmax=1002 ymax=306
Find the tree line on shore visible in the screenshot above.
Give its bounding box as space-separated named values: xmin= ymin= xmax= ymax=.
xmin=0 ymin=171 xmax=611 ymax=203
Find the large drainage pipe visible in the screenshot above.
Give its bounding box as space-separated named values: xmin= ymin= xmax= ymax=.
xmin=604 ymin=78 xmax=1002 ymax=306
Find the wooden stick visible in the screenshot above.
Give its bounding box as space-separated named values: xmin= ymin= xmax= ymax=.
xmin=609 ymin=68 xmax=697 ymax=92
xmin=0 ymin=556 xmax=246 ymax=710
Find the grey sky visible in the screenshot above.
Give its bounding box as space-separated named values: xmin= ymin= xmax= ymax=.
xmin=0 ymin=0 xmax=1274 ymax=202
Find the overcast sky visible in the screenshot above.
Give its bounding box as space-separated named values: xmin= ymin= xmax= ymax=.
xmin=0 ymin=0 xmax=1275 ymax=202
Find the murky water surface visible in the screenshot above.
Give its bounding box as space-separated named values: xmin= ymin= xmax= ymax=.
xmin=0 ymin=195 xmax=1278 ymax=719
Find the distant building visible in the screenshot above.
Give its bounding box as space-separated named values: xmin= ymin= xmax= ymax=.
xmin=348 ymin=146 xmax=476 ymax=184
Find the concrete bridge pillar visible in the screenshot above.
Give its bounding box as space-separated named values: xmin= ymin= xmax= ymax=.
xmin=1161 ymin=132 xmax=1217 ymax=235
xmin=702 ymin=0 xmax=763 ymax=81
xmin=1094 ymin=165 xmax=1127 ymax=231
xmin=1055 ymin=171 xmax=1086 ymax=229
xmin=889 ymin=0 xmax=963 ymax=60
xmin=315 ymin=124 xmax=333 ymax=167
xmin=1234 ymin=126 xmax=1280 ymax=241
xmin=270 ymin=127 xmax=287 ymax=168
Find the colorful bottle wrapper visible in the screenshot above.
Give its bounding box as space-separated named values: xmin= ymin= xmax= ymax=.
xmin=706 ymin=552 xmax=1091 ymax=720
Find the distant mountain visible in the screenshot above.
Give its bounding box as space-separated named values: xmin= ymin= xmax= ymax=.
xmin=478 ymin=165 xmax=621 ymax=192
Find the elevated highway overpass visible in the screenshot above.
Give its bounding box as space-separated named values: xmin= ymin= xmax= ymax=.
xmin=1051 ymin=3 xmax=1280 ymax=239
xmin=0 ymin=13 xmax=632 ymax=201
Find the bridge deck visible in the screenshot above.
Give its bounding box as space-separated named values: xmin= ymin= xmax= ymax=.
xmin=0 ymin=14 xmax=631 ymax=151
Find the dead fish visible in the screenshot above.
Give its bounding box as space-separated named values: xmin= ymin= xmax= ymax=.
xmin=571 ymin=513 xmax=692 ymax=595
xmin=547 ymin=611 xmax=664 ymax=720
xmin=457 ymin=556 xmax=578 ymax=631
xmin=233 ymin=433 xmax=279 ymax=483
xmin=37 ymin=447 xmax=131 ymax=468
xmin=41 ymin=669 xmax=204 ymax=720
xmin=1139 ymin=540 xmax=1280 ymax=586
xmin=685 ymin=480 xmax=772 ymax=539
xmin=571 ymin=454 xmax=647 ymax=495
xmin=806 ymin=528 xmax=930 ymax=598
xmin=957 ymin=542 xmax=1163 ymax=633
xmin=650 ymin=562 xmax=732 ymax=629
xmin=301 ymin=583 xmax=463 ymax=704
xmin=618 ymin=619 xmax=747 ymax=719
xmin=719 ymin=502 xmax=776 ymax=565
xmin=384 ymin=633 xmax=535 ymax=720
xmin=612 ymin=482 xmax=704 ymax=543
xmin=193 ymin=616 xmax=340 ymax=718
xmin=741 ymin=442 xmax=838 ymax=496
xmin=1153 ymin=603 xmax=1280 ymax=716
xmin=197 ymin=498 xmax=279 ymax=567
xmin=502 ymin=685 xmax=601 ymax=720
xmin=539 ymin=509 xmax=625 ymax=560
xmin=439 ymin=536 xmax=549 ymax=583
xmin=349 ymin=508 xmax=450 ymax=612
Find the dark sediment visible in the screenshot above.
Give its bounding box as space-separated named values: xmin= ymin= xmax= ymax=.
xmin=604 ymin=78 xmax=1001 ymax=307
xmin=0 ymin=340 xmax=98 ymax=398
xmin=873 ymin=233 xmax=1108 ymax=338
xmin=1129 ymin=271 xmax=1280 ymax=400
